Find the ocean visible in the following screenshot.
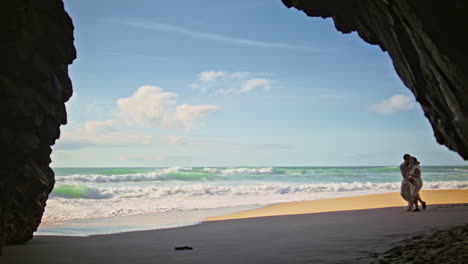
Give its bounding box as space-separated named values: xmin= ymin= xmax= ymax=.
xmin=38 ymin=166 xmax=468 ymax=235
xmin=46 ymin=166 xmax=468 ymax=221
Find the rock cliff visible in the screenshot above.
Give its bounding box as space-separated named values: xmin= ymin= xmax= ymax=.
xmin=282 ymin=0 xmax=468 ymax=159
xmin=0 ymin=0 xmax=75 ymax=253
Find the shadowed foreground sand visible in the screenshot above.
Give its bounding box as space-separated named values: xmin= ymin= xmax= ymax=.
xmin=2 ymin=190 xmax=468 ymax=264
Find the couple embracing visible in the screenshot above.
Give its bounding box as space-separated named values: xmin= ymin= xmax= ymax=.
xmin=400 ymin=154 xmax=427 ymax=212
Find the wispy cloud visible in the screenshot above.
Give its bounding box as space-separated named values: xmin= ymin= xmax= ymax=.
xmin=240 ymin=78 xmax=272 ymax=93
xmin=182 ymin=139 xmax=290 ymax=150
xmin=107 ymin=18 xmax=327 ymax=52
xmin=99 ymin=51 xmax=182 ymax=62
xmin=368 ymin=94 xmax=415 ymax=115
xmin=119 ymin=155 xmax=163 ymax=163
xmin=56 ymin=119 xmax=159 ymax=150
xmin=191 ymin=71 xmax=274 ymax=95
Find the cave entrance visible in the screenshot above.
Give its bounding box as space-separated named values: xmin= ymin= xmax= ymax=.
xmin=41 ymin=0 xmax=466 ymax=235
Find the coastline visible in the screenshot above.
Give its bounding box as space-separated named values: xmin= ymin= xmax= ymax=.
xmin=36 ymin=189 xmax=468 ymax=236
xmin=205 ymin=189 xmax=468 ymax=221
xmin=2 ymin=189 xmax=467 ymax=263
xmin=36 ymin=205 xmax=263 ymax=236
xmin=44 ymin=166 xmax=468 ymax=223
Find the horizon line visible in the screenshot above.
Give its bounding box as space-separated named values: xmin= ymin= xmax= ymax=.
xmin=51 ymin=164 xmax=467 ymax=169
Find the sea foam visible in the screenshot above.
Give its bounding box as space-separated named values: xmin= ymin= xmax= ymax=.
xmin=43 ymin=180 xmax=468 ymax=222
xmin=45 ymin=166 xmax=468 ymax=222
xmin=51 ymin=181 xmax=468 ymax=200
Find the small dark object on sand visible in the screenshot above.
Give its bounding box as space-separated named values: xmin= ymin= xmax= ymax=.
xmin=175 ymin=246 xmax=193 ymax=250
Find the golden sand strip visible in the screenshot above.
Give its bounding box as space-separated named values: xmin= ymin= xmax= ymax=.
xmin=205 ymin=189 xmax=468 ymax=221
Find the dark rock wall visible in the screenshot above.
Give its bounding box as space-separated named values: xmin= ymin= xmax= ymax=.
xmin=282 ymin=0 xmax=468 ymax=159
xmin=0 ymin=0 xmax=75 ymax=252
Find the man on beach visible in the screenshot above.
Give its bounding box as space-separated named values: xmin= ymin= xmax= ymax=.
xmin=400 ymin=154 xmax=412 ymax=210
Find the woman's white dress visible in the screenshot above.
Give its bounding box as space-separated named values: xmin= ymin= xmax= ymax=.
xmin=409 ymin=165 xmax=423 ymax=208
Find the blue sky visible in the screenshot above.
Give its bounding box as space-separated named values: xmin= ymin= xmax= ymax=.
xmin=52 ymin=0 xmax=467 ymax=167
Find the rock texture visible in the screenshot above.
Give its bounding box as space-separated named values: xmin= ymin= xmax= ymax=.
xmin=354 ymin=224 xmax=468 ymax=264
xmin=0 ymin=0 xmax=75 ymax=253
xmin=282 ymin=0 xmax=468 ymax=159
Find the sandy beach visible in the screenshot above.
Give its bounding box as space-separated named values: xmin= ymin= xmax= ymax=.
xmin=2 ymin=189 xmax=468 ymax=264
xmin=206 ymin=189 xmax=468 ymax=221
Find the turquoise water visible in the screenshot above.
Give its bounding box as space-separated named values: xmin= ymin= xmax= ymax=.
xmin=52 ymin=166 xmax=468 ymax=183
xmin=45 ymin=166 xmax=468 ymax=222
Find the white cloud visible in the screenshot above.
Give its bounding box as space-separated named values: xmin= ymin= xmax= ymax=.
xmin=199 ymin=71 xmax=226 ymax=82
xmin=166 ymin=104 xmax=220 ymax=129
xmin=57 ymin=120 xmax=157 ymax=149
xmin=159 ymin=104 xmax=221 ymax=130
xmin=117 ymin=85 xmax=177 ymax=124
xmin=108 ymin=18 xmax=327 ymax=53
xmin=368 ymin=94 xmax=415 ymax=115
xmin=117 ymin=85 xmax=220 ymax=129
xmin=56 ymin=85 xmax=220 ymax=149
xmin=56 ymin=121 xmax=189 ymax=149
xmin=191 ymin=71 xmax=274 ymax=95
xmin=191 ymin=71 xmax=227 ymax=92
xmin=82 ymin=120 xmax=120 ymax=134
xmin=240 ymin=78 xmax=272 ymax=93
xmin=173 ymin=104 xmax=220 ymax=121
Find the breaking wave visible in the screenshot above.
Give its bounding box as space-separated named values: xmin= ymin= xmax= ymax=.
xmin=44 ymin=166 xmax=468 ymax=222
xmin=51 ymin=185 xmax=113 ymax=199
xmin=50 ymin=181 xmax=468 ymax=200
xmin=55 ymin=167 xmax=276 ymax=183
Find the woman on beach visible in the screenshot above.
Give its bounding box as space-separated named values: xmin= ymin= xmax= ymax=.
xmin=407 ymin=157 xmax=427 ymax=212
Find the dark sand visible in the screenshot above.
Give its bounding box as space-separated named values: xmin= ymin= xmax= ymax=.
xmin=3 ymin=203 xmax=468 ymax=264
